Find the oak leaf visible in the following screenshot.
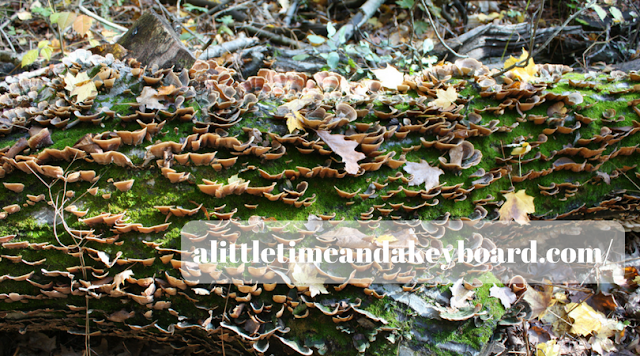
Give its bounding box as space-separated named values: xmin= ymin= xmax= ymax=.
xmin=536 ymin=340 xmax=560 ymax=356
xmin=504 ymin=49 xmax=537 ymax=82
xmin=73 ymin=14 xmax=93 ymax=35
xmin=291 ymin=263 xmax=328 ymax=297
xmin=285 ymin=111 xmax=305 ymax=133
xmin=316 ymin=130 xmax=365 ymax=174
xmin=64 ymin=71 xmax=97 ymax=103
xmin=372 ymin=64 xmax=404 ymax=90
xmin=498 ymin=189 xmax=535 ymax=225
xmin=403 ymin=160 xmax=444 ymax=191
xmin=430 ymin=86 xmax=458 ymax=109
xmin=523 ymin=283 xmax=553 ymax=319
xmin=136 ymin=87 xmax=166 ymax=110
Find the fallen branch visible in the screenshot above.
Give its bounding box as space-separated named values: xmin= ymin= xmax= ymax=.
xmin=239 ymin=25 xmax=301 ymax=48
xmin=283 ymin=0 xmax=299 ymax=27
xmin=331 ymin=0 xmax=384 ymax=47
xmin=199 ymin=36 xmax=260 ymax=60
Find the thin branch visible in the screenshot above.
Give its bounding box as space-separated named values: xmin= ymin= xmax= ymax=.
xmin=420 ymin=0 xmax=468 ymax=58
xmin=283 ymin=0 xmax=299 ymax=27
xmin=239 ymin=24 xmax=301 ymax=48
xmin=77 ymin=0 xmax=128 ymax=32
xmin=492 ymin=0 xmax=546 ymax=78
xmin=154 ymin=0 xmax=206 ymax=45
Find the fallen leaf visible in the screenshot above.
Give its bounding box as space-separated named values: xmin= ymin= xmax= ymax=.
xmin=373 ymin=234 xmax=398 ymax=245
xmin=511 ymin=142 xmax=531 ymax=157
xmin=285 ymin=111 xmax=305 ymax=133
xmin=372 ymin=64 xmax=404 ymax=90
xmin=523 ymin=283 xmax=553 ymax=319
xmin=490 ymin=284 xmax=517 ymax=309
xmin=73 ymin=14 xmax=93 ymax=35
xmin=403 ymin=160 xmax=444 ymax=191
xmin=498 ymin=189 xmax=535 ymax=225
xmin=21 ymin=49 xmax=39 ymax=67
xmin=278 ymin=93 xmax=316 ymax=114
xmin=51 ymin=12 xmax=77 ymax=30
xmin=64 ymin=71 xmax=97 ymax=103
xmin=107 ymin=310 xmax=135 ymax=322
xmin=536 ymin=340 xmax=560 ymax=356
xmin=595 ymin=171 xmax=610 ymax=184
xmin=136 ymin=87 xmax=166 ymax=110
xmin=450 ymin=278 xmax=475 ymax=309
xmin=316 ymin=130 xmax=366 ymax=174
xmin=157 ymin=85 xmax=176 ymax=96
xmin=504 ymin=49 xmax=537 ymax=82
xmin=17 ymin=11 xmax=32 ymax=20
xmin=113 ymin=269 xmax=134 ymax=291
xmin=291 ymin=263 xmax=328 ymax=297
xmin=429 ymin=86 xmax=458 ymax=109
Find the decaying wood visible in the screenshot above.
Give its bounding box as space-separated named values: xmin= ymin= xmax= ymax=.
xmin=117 ymin=12 xmax=196 ymax=70
xmin=432 ymin=22 xmax=584 ymax=61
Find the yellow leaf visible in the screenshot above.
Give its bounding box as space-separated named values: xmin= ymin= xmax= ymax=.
xmin=65 ymin=71 xmax=97 ymax=103
xmin=291 ymin=263 xmax=328 ymax=297
xmin=54 ymin=12 xmax=77 ymax=30
xmin=498 ymin=189 xmax=535 ymax=225
xmin=374 ymin=234 xmax=398 ymax=244
xmin=21 ymin=49 xmax=39 ymax=67
xmin=73 ymin=14 xmax=93 ymax=35
xmin=430 ymin=86 xmax=458 ymax=109
xmin=511 ymin=142 xmax=531 ymax=157
xmin=285 ymin=111 xmax=305 ymax=133
xmin=566 ymin=302 xmax=602 ymax=336
xmin=71 ymin=81 xmax=97 ymax=103
xmin=536 ymin=340 xmax=560 ymax=356
xmin=372 ymin=64 xmax=404 ymax=90
xmin=64 ymin=72 xmax=91 ymax=91
xmin=280 ymin=93 xmax=315 ymax=113
xmin=477 ymin=12 xmax=502 ymax=23
xmin=17 ymin=11 xmax=32 ymax=20
xmin=40 ymin=46 xmax=53 ymax=61
xmin=504 ymin=49 xmax=537 ymax=82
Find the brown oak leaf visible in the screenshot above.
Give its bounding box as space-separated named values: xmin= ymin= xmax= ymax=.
xmin=498 ymin=189 xmax=535 ymax=225
xmin=316 ymin=130 xmax=365 ymax=174
xmin=403 ymin=160 xmax=444 ymax=191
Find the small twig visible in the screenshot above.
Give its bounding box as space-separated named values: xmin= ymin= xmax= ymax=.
xmin=221 ymin=283 xmax=231 ymax=356
xmin=211 ymin=0 xmax=251 ymax=21
xmin=523 ymin=320 xmax=531 ymax=356
xmin=154 ymin=0 xmax=206 ymax=45
xmin=77 ymin=0 xmax=128 ymax=32
xmin=240 ymin=24 xmax=301 ymax=48
xmin=420 ymin=0 xmax=467 ymax=58
xmin=0 ymin=26 xmax=15 ymax=53
xmin=530 ymin=4 xmax=591 ymax=59
xmin=492 ymin=0 xmax=545 ymax=78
